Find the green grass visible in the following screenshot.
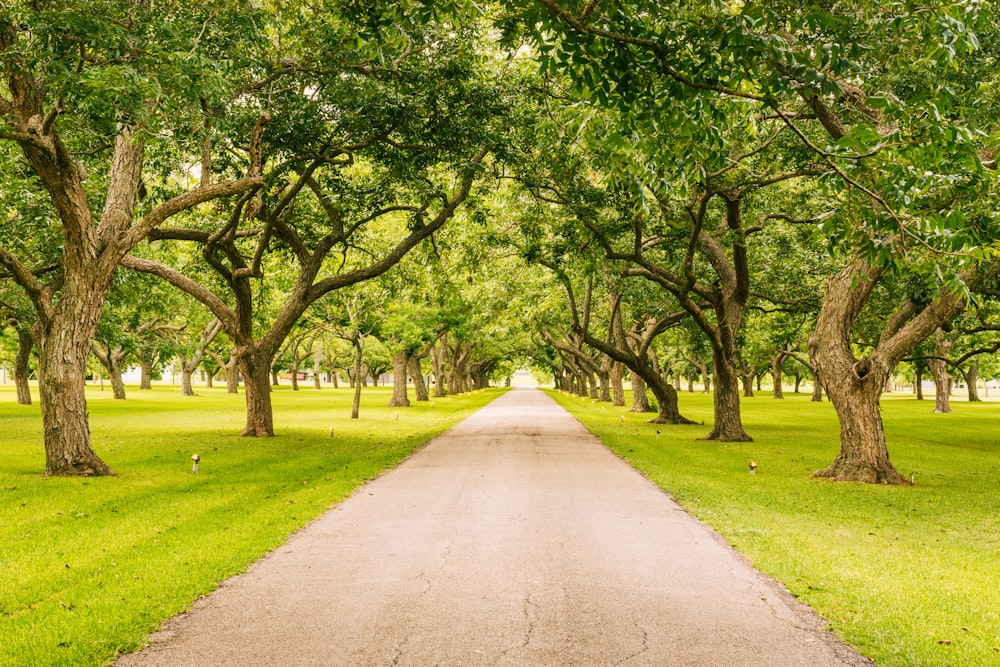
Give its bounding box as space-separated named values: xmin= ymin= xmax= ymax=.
xmin=550 ymin=389 xmax=1000 ymax=667
xmin=0 ymin=383 xmax=504 ymax=667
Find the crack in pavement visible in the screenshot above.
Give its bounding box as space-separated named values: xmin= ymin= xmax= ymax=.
xmin=614 ymin=621 xmax=650 ymax=666
xmin=499 ymin=592 xmax=538 ymax=660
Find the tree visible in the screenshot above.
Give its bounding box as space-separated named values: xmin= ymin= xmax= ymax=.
xmin=504 ymin=0 xmax=998 ymax=481
xmin=123 ymin=9 xmax=508 ymax=435
xmin=0 ymin=4 xmax=265 ymax=474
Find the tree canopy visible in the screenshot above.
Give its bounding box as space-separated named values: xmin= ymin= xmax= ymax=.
xmin=2 ymin=1 xmax=999 ymax=483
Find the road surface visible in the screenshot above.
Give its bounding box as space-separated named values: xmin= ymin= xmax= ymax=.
xmin=116 ymin=387 xmax=870 ymax=666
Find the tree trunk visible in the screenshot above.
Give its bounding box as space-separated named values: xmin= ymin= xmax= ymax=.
xmin=239 ymin=351 xmax=275 ymax=436
xmin=410 ymin=357 xmax=429 ymax=401
xmin=351 ymin=339 xmax=363 ymax=419
xmin=313 ymin=345 xmax=322 ymax=390
xmin=793 ymin=372 xmax=801 ymax=394
xmin=35 ymin=319 xmax=114 ymax=476
xmin=691 ymin=359 xmax=709 ymax=394
xmin=179 ymin=354 xmax=195 ymax=397
xmin=388 ymin=349 xmax=411 ymax=407
xmin=271 ymin=369 xmax=280 ymax=387
xmin=14 ymin=329 xmax=32 ymax=405
xmin=645 ymin=373 xmax=695 ymax=425
xmin=598 ymin=356 xmax=612 ymax=402
xmin=630 ymin=374 xmax=653 ymax=413
xmin=741 ymin=370 xmax=754 ymax=398
xmin=93 ymin=343 xmax=127 ymax=400
xmin=811 ymin=371 xmax=824 ymax=402
xmin=703 ymin=352 xmax=752 ymax=441
xmin=140 ymin=359 xmax=153 ymax=390
xmin=205 ymin=371 xmax=214 ymax=388
xmin=225 ymin=354 xmax=239 ymax=394
xmin=290 ymin=360 xmax=300 ymax=391
xmin=771 ymin=353 xmax=784 ymax=400
xmin=108 ymin=349 xmax=126 ymax=400
xmin=966 ymin=360 xmax=980 ymax=402
xmin=431 ymin=335 xmax=448 ymax=397
xmin=930 ymin=331 xmax=952 ymax=414
xmin=812 ymin=375 xmax=907 ymax=484
xmin=808 ymin=260 xmax=962 ymax=483
xmin=610 ymin=361 xmax=625 ymax=406
xmin=915 ymin=361 xmax=924 ymax=400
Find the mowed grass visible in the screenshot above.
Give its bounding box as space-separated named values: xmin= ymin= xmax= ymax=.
xmin=550 ymin=389 xmax=1000 ymax=667
xmin=0 ymin=383 xmax=504 ymax=667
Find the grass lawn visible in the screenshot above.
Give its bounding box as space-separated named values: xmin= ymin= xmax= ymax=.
xmin=0 ymin=383 xmax=504 ymax=667
xmin=550 ymin=389 xmax=1000 ymax=667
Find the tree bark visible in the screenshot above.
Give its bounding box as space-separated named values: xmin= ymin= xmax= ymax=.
xmin=630 ymin=374 xmax=653 ymax=413
xmin=14 ymin=329 xmax=32 ymax=405
xmin=704 ymin=359 xmax=751 ymax=441
xmin=966 ymin=360 xmax=980 ymax=402
xmin=351 ymin=337 xmax=364 ymax=419
xmin=92 ymin=342 xmax=127 ymax=400
xmin=388 ymin=349 xmax=411 ymax=407
xmin=179 ymin=354 xmax=196 ymax=396
xmin=771 ymin=352 xmax=785 ymax=399
xmin=35 ymin=318 xmax=114 ymax=476
xmin=410 ymin=356 xmax=429 ymax=401
xmin=810 ymin=259 xmax=963 ymax=483
xmin=139 ymin=359 xmax=154 ymax=390
xmin=929 ymin=331 xmax=953 ymax=414
xmin=741 ymin=370 xmax=754 ymax=398
xmin=610 ymin=360 xmax=625 ymax=406
xmin=811 ymin=371 xmax=824 ymax=402
xmin=431 ymin=334 xmax=448 ymax=397
xmin=598 ymin=355 xmax=612 ymax=402
xmin=239 ymin=350 xmax=275 ymax=436
xmin=313 ymin=342 xmax=322 ymax=390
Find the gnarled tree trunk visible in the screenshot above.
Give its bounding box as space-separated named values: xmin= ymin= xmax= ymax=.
xmin=810 ymin=260 xmax=963 ymax=484
xmin=35 ymin=315 xmax=114 ymax=476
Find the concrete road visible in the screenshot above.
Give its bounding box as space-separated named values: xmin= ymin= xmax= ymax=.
xmin=116 ymin=387 xmax=871 ymax=667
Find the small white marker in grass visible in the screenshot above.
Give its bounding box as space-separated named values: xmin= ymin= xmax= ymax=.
xmin=328 ymin=426 xmax=334 ymax=437
xmin=394 ymin=411 xmax=399 ymax=421
xmin=748 ymin=460 xmax=758 ymax=474
xmin=191 ymin=454 xmax=200 ymax=474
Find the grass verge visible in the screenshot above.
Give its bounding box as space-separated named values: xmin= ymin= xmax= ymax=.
xmin=0 ymin=384 xmax=504 ymax=667
xmin=549 ymin=389 xmax=1000 ymax=667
